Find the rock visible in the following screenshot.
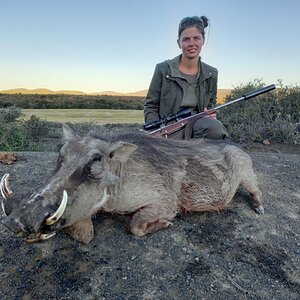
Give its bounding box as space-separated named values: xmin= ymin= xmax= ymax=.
xmin=262 ymin=139 xmax=271 ymax=145
xmin=0 ymin=152 xmax=17 ymax=165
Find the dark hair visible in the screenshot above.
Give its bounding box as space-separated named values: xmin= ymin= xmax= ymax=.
xmin=178 ymin=16 xmax=209 ymax=38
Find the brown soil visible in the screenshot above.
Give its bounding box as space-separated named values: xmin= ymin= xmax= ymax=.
xmin=0 ymin=144 xmax=299 ymax=299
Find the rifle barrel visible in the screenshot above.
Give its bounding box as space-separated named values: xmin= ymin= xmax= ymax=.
xmin=209 ymin=84 xmax=276 ymax=111
xmin=243 ymin=84 xmax=276 ymax=99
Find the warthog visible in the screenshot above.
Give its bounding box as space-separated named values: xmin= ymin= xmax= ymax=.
xmin=1 ymin=125 xmax=264 ymax=244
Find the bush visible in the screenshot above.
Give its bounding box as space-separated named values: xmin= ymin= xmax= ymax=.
xmin=25 ymin=115 xmax=50 ymax=141
xmin=0 ymin=105 xmax=23 ymax=123
xmin=0 ymin=122 xmax=30 ymax=151
xmin=0 ymin=94 xmax=145 ymax=109
xmin=0 ymin=108 xmax=55 ymax=151
xmin=218 ymin=79 xmax=300 ymax=144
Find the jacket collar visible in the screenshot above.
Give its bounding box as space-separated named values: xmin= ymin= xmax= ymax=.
xmin=167 ymin=54 xmax=213 ymax=81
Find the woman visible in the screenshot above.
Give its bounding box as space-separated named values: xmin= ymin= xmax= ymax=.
xmin=144 ymin=16 xmax=228 ymax=139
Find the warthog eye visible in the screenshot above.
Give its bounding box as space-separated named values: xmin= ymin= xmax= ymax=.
xmin=82 ymin=153 xmax=102 ymax=178
xmin=92 ymin=154 xmax=101 ymax=162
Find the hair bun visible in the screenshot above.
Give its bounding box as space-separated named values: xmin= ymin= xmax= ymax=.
xmin=200 ymin=16 xmax=209 ymax=28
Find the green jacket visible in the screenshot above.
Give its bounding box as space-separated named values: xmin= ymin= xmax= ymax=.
xmin=144 ymin=55 xmax=218 ymax=123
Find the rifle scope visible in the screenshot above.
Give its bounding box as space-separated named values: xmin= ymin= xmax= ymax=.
xmin=143 ymin=107 xmax=191 ymax=130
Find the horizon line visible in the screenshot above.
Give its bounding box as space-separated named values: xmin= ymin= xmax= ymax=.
xmin=0 ymin=87 xmax=232 ymax=97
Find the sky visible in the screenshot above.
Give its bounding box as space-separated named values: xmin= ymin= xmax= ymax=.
xmin=0 ymin=0 xmax=299 ymax=93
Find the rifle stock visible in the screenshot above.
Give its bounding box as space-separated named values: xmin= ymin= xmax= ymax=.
xmin=146 ymin=84 xmax=276 ymax=139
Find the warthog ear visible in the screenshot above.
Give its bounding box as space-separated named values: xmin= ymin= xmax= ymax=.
xmin=109 ymin=142 xmax=138 ymax=162
xmin=62 ymin=124 xmax=79 ymax=141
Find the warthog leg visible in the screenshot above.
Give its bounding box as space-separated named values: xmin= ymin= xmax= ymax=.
xmin=130 ymin=204 xmax=176 ymax=237
xmin=240 ymin=166 xmax=264 ymax=214
xmin=65 ymin=218 xmax=94 ymax=245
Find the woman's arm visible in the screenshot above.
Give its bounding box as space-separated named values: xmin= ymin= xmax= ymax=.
xmin=207 ymin=69 xmax=218 ymax=109
xmin=144 ymin=65 xmax=163 ymax=123
xmin=205 ymin=70 xmax=218 ymax=119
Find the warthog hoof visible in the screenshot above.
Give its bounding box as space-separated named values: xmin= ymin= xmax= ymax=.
xmin=254 ymin=205 xmax=265 ymax=215
xmin=131 ymin=219 xmax=173 ymax=237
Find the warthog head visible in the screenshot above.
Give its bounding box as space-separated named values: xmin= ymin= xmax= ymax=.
xmin=1 ymin=125 xmax=137 ymax=243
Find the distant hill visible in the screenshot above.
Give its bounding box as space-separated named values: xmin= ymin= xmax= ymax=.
xmin=217 ymin=89 xmax=232 ymax=103
xmin=89 ymin=89 xmax=148 ymax=97
xmin=0 ymin=88 xmax=86 ymax=95
xmin=125 ymin=89 xmax=149 ymax=97
xmin=0 ymin=88 xmax=231 ymax=101
xmin=0 ymin=88 xmax=147 ymax=97
xmin=90 ymin=91 xmax=124 ymax=96
xmin=56 ymin=90 xmax=86 ymax=95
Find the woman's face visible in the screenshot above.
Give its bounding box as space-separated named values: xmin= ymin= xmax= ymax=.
xmin=177 ymin=26 xmax=204 ymax=59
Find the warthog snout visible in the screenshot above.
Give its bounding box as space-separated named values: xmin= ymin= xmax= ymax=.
xmin=1 ymin=173 xmax=68 ymax=242
xmin=2 ymin=215 xmax=27 ymax=235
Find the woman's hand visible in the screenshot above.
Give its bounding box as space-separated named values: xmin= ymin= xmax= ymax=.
xmin=203 ymin=108 xmax=217 ymax=119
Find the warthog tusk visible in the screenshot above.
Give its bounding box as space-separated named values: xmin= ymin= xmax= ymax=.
xmin=45 ymin=190 xmax=68 ymax=225
xmin=0 ymin=174 xmax=12 ymax=200
xmin=1 ymin=174 xmax=12 ymax=216
xmin=25 ymin=232 xmax=56 ymax=243
xmin=25 ymin=237 xmax=41 ymax=243
xmin=40 ymin=232 xmax=56 ymax=240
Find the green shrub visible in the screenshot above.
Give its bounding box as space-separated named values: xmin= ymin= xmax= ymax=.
xmin=25 ymin=115 xmax=50 ymax=141
xmin=0 ymin=105 xmax=23 ymax=123
xmin=218 ymin=79 xmax=300 ymax=144
xmin=0 ymin=108 xmax=56 ymax=151
xmin=0 ymin=94 xmax=145 ymax=109
xmin=0 ymin=122 xmax=30 ymax=151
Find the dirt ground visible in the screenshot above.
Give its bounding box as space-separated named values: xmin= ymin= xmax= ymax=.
xmin=0 ymin=143 xmax=299 ymax=300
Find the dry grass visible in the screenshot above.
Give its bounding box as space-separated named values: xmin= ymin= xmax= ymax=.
xmin=21 ymin=109 xmax=144 ymax=125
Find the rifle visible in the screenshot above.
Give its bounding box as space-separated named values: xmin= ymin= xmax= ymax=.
xmin=144 ymin=84 xmax=276 ymax=140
